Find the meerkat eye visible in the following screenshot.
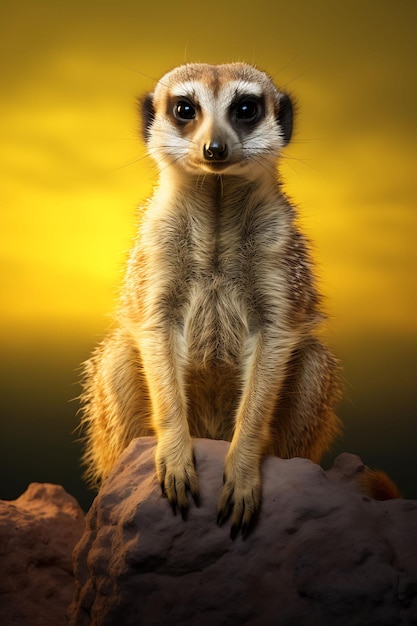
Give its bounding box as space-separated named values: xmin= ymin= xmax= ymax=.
xmin=174 ymin=100 xmax=196 ymax=121
xmin=235 ymin=98 xmax=262 ymax=122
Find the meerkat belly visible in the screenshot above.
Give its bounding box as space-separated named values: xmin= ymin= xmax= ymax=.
xmin=182 ymin=276 xmax=246 ymax=439
xmin=184 ymin=276 xmax=248 ymax=368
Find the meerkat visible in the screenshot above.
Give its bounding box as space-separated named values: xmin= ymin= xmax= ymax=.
xmin=80 ymin=62 xmax=342 ymax=537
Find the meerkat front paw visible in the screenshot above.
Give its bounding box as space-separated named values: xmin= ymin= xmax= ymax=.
xmin=155 ymin=437 xmax=200 ymax=518
xmin=216 ymin=454 xmax=262 ymax=539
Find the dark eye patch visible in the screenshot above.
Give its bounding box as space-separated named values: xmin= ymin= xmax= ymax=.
xmin=230 ymin=95 xmax=264 ymax=125
xmin=229 ymin=95 xmax=265 ymax=136
xmin=174 ymin=99 xmax=196 ymax=121
xmin=167 ymin=96 xmax=199 ymax=126
xmin=235 ymin=99 xmax=261 ymax=121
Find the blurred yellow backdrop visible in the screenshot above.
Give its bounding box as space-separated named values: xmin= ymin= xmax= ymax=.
xmin=1 ymin=0 xmax=416 ymax=505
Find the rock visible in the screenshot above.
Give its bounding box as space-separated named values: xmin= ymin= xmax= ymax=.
xmin=69 ymin=438 xmax=417 ymax=626
xmin=0 ymin=483 xmax=85 ymax=626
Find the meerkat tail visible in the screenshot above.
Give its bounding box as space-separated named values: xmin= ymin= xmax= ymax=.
xmin=359 ymin=468 xmax=401 ymax=500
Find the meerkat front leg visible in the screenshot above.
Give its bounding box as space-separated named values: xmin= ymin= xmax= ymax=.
xmin=217 ymin=331 xmax=297 ymax=538
xmin=138 ymin=327 xmax=199 ymax=517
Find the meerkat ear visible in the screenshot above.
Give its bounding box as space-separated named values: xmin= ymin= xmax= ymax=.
xmin=275 ymin=92 xmax=293 ymax=146
xmin=139 ymin=93 xmax=155 ymax=143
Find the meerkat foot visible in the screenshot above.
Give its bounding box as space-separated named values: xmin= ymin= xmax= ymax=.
xmin=155 ymin=439 xmax=200 ymax=518
xmin=216 ymin=459 xmax=261 ymax=539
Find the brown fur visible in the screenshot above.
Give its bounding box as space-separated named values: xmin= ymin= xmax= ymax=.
xmin=359 ymin=468 xmax=401 ymax=500
xmin=80 ymin=63 xmax=342 ymax=535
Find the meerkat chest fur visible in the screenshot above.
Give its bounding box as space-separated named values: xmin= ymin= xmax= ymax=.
xmin=138 ymin=174 xmax=294 ymax=370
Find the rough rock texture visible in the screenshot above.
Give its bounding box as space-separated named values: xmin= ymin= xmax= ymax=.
xmin=69 ymin=438 xmax=417 ymax=626
xmin=0 ymin=483 xmax=85 ymax=626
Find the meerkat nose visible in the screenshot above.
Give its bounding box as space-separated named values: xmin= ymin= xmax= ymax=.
xmin=203 ymin=141 xmax=228 ymax=161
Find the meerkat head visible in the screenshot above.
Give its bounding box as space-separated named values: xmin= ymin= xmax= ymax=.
xmin=140 ymin=63 xmax=293 ymax=177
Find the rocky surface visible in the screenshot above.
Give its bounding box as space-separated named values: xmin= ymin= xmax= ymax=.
xmin=0 ymin=482 xmax=85 ymax=626
xmin=69 ymin=437 xmax=417 ymax=626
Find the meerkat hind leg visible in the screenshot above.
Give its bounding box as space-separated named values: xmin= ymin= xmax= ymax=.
xmin=80 ymin=328 xmax=152 ymax=486
xmin=269 ymin=336 xmax=342 ymax=463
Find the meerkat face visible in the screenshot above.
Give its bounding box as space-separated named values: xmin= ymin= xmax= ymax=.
xmin=141 ymin=63 xmax=293 ymax=177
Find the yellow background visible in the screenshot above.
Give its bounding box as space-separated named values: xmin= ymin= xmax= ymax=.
xmin=1 ymin=0 xmax=416 ymax=506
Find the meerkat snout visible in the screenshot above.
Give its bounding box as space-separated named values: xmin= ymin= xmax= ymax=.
xmin=203 ymin=141 xmax=228 ymax=161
